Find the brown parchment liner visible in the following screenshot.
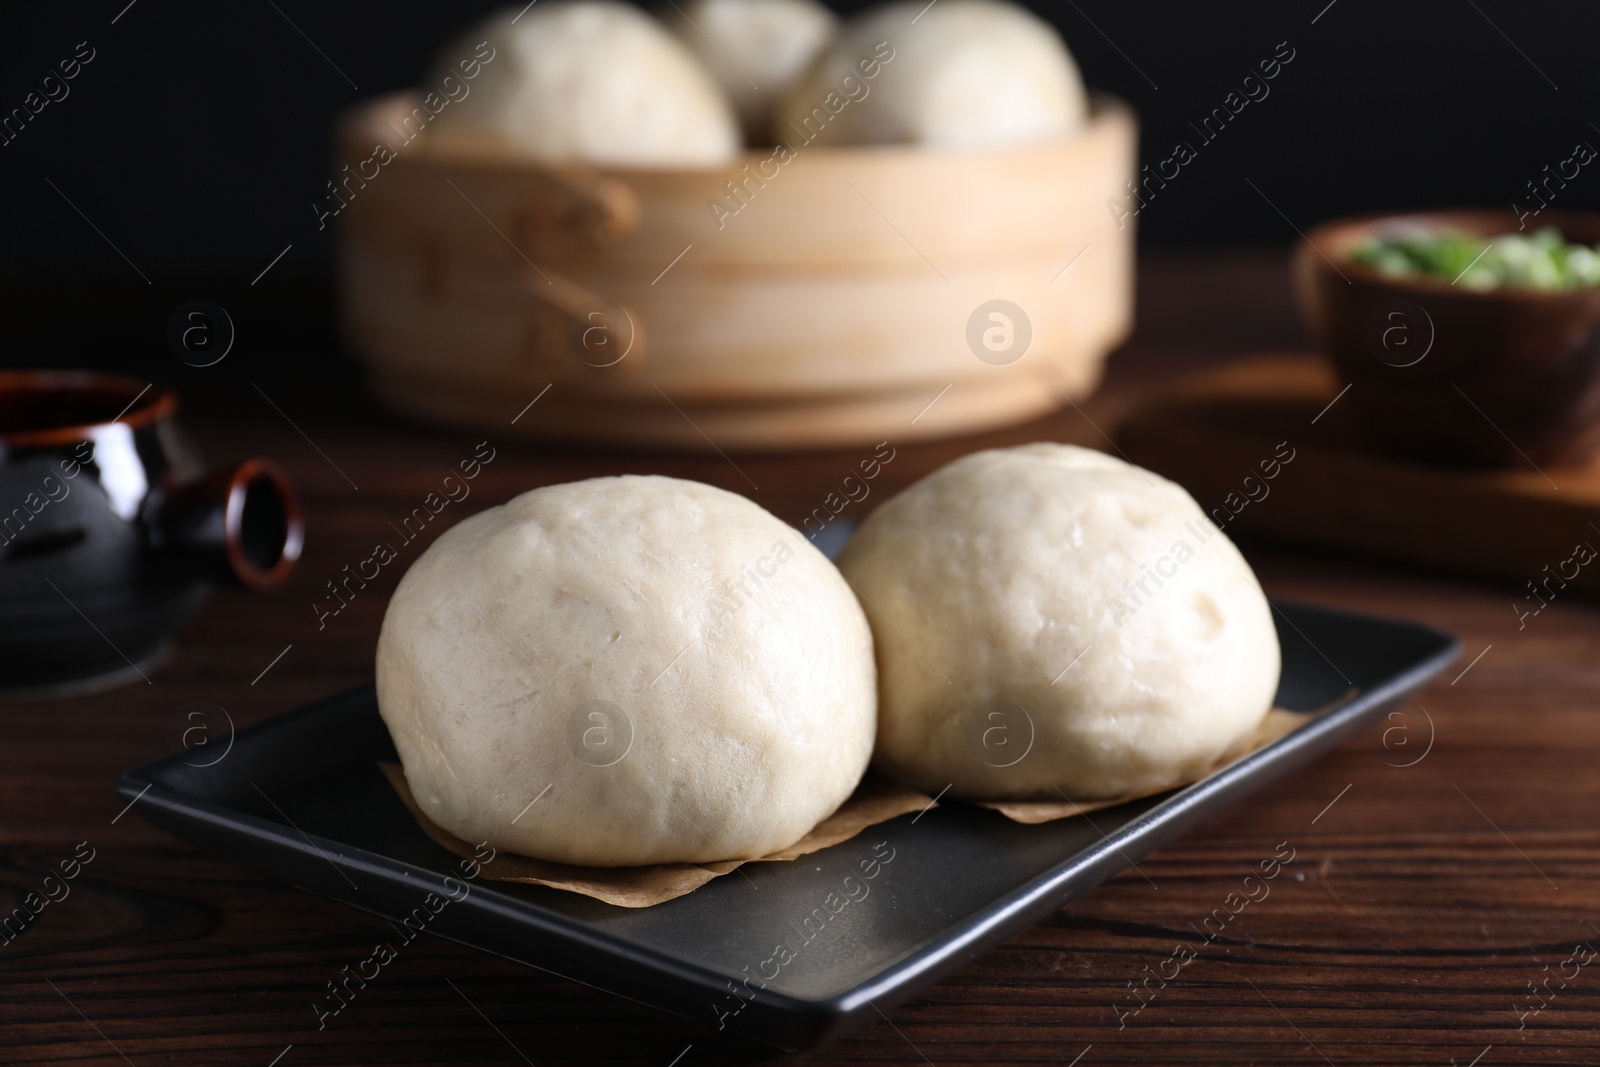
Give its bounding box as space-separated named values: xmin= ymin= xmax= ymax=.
xmin=976 ymin=704 xmax=1333 ymax=824
xmin=380 ymin=764 xmax=936 ymax=908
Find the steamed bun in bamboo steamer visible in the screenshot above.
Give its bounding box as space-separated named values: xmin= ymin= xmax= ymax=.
xmin=664 ymin=0 xmax=838 ymax=142
xmin=837 ymin=445 xmax=1280 ymax=802
xmin=375 ymin=475 xmax=877 ymax=867
xmin=776 ymin=0 xmax=1087 ymax=148
xmin=426 ymin=1 xmax=739 ymax=165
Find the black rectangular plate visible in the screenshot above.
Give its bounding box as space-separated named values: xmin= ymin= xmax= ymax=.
xmin=115 ymin=601 xmax=1457 ymax=1051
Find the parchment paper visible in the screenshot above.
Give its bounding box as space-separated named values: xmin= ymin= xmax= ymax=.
xmin=975 ymin=705 xmax=1324 ymax=824
xmin=380 ymin=764 xmax=936 ymax=908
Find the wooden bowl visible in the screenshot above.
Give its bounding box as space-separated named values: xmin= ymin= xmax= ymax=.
xmin=336 ymin=93 xmax=1137 ymax=451
xmin=1294 ymin=209 xmax=1600 ymax=468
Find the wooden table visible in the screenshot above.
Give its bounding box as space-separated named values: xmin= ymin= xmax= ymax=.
xmin=5 ymin=254 xmax=1594 ymax=1065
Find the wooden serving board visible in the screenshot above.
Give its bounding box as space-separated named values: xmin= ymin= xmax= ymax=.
xmin=1113 ymin=355 xmax=1600 ymax=607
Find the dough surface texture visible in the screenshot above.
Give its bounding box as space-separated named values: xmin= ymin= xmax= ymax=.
xmin=665 ymin=0 xmax=838 ymax=142
xmin=775 ymin=0 xmax=1087 ymax=148
xmin=836 ymin=444 xmax=1280 ymax=801
xmin=377 ymin=475 xmax=877 ymax=866
xmin=427 ymin=1 xmax=740 ymax=166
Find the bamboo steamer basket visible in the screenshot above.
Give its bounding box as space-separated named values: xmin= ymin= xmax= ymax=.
xmin=336 ymin=92 xmax=1137 ymax=450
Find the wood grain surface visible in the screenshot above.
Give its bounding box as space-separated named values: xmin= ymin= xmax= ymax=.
xmin=1116 ymin=356 xmax=1600 ymax=600
xmin=3 ymin=255 xmax=1595 ymax=1065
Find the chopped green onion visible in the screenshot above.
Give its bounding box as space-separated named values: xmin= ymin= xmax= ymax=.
xmin=1348 ymin=227 xmax=1600 ymax=291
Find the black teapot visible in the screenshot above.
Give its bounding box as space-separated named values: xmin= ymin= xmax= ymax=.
xmin=0 ymin=371 xmax=303 ymax=697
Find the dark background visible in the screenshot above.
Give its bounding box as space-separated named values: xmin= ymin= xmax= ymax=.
xmin=3 ymin=0 xmax=1597 ymax=372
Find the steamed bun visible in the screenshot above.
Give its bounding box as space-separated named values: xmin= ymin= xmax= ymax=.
xmin=776 ymin=0 xmax=1087 ymax=148
xmin=665 ymin=0 xmax=837 ymax=142
xmin=376 ymin=475 xmax=877 ymax=867
xmin=836 ymin=444 xmax=1280 ymax=801
xmin=426 ymin=1 xmax=739 ymax=166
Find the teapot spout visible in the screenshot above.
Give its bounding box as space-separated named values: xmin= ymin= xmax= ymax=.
xmin=157 ymin=458 xmax=303 ymax=591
